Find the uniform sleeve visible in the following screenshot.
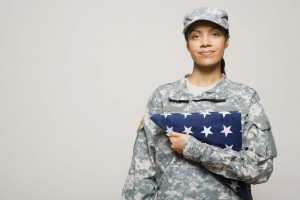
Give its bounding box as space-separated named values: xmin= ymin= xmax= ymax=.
xmin=183 ymin=92 xmax=277 ymax=184
xmin=122 ymin=93 xmax=160 ymax=200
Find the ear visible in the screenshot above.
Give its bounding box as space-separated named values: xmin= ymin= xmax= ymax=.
xmin=225 ymin=35 xmax=230 ymax=48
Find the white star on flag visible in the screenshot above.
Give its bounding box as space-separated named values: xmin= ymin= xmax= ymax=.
xmin=161 ymin=113 xmax=172 ymax=119
xmin=201 ymin=126 xmax=213 ymax=137
xmin=221 ymin=125 xmax=233 ymax=137
xmin=183 ymin=126 xmax=193 ymax=135
xmin=224 ymin=144 xmax=233 ymax=151
xmin=229 ymin=180 xmax=240 ymax=191
xmin=181 ymin=113 xmax=192 ymax=118
xmin=166 ymin=126 xmax=173 ymax=133
xmin=199 ymin=111 xmax=211 ymax=118
xmin=219 ymin=111 xmax=231 ymax=118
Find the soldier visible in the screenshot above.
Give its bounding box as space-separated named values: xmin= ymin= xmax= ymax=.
xmin=122 ymin=7 xmax=277 ymax=200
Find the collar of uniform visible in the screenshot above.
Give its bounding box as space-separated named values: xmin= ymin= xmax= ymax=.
xmin=168 ymin=74 xmax=228 ymax=102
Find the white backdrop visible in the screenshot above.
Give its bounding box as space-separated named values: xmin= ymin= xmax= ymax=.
xmin=0 ymin=0 xmax=299 ymax=199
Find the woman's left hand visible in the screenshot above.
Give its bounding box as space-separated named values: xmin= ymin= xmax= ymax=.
xmin=166 ymin=132 xmax=190 ymax=154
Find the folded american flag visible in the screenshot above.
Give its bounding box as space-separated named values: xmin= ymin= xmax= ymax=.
xmin=150 ymin=111 xmax=251 ymax=200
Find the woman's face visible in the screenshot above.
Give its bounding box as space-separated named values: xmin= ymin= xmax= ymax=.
xmin=186 ymin=20 xmax=229 ymax=70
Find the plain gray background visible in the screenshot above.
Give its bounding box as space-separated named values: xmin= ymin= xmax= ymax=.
xmin=0 ymin=0 xmax=299 ymax=199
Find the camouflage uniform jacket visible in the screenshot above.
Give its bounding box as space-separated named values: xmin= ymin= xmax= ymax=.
xmin=122 ymin=75 xmax=277 ymax=200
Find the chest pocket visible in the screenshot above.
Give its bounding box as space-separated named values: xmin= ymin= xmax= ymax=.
xmin=155 ymin=101 xmax=190 ymax=113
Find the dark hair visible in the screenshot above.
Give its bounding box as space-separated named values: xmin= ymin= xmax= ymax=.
xmin=185 ymin=25 xmax=229 ymax=74
xmin=221 ymin=58 xmax=226 ymax=74
xmin=184 ymin=26 xmax=229 ymax=41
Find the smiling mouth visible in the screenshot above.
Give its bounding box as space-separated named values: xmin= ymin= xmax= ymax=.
xmin=199 ymin=51 xmax=214 ymax=56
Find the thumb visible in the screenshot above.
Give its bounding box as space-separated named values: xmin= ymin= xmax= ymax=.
xmin=166 ymin=132 xmax=181 ymax=137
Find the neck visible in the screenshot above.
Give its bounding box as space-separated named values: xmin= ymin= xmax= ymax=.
xmin=188 ymin=64 xmax=223 ymax=87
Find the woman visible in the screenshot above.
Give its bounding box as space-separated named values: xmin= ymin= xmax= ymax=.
xmin=122 ymin=7 xmax=277 ymax=200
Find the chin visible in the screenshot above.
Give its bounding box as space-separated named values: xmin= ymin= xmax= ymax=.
xmin=196 ymin=62 xmax=219 ymax=68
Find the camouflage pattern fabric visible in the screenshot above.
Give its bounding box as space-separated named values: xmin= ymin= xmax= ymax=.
xmin=183 ymin=7 xmax=229 ymax=34
xmin=122 ymin=75 xmax=277 ymax=200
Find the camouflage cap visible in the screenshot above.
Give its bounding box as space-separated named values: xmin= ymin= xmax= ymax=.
xmin=183 ymin=7 xmax=229 ymax=34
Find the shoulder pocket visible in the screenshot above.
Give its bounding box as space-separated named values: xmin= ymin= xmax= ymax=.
xmin=250 ymin=116 xmax=277 ymax=158
xmin=251 ymin=116 xmax=271 ymax=131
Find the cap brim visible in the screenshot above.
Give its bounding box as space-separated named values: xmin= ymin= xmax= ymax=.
xmin=183 ymin=19 xmax=228 ymax=34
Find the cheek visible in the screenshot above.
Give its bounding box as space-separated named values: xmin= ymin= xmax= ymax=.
xmin=187 ymin=42 xmax=196 ymax=51
xmin=215 ymin=43 xmax=226 ymax=54
xmin=213 ymin=37 xmax=226 ymax=48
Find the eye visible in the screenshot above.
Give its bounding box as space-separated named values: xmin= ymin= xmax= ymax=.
xmin=191 ymin=34 xmax=200 ymax=39
xmin=211 ymin=32 xmax=220 ymax=37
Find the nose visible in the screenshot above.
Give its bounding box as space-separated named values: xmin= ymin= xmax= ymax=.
xmin=200 ymin=35 xmax=211 ymax=47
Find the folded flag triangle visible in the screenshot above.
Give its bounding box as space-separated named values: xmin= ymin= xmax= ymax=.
xmin=150 ymin=111 xmax=251 ymax=200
